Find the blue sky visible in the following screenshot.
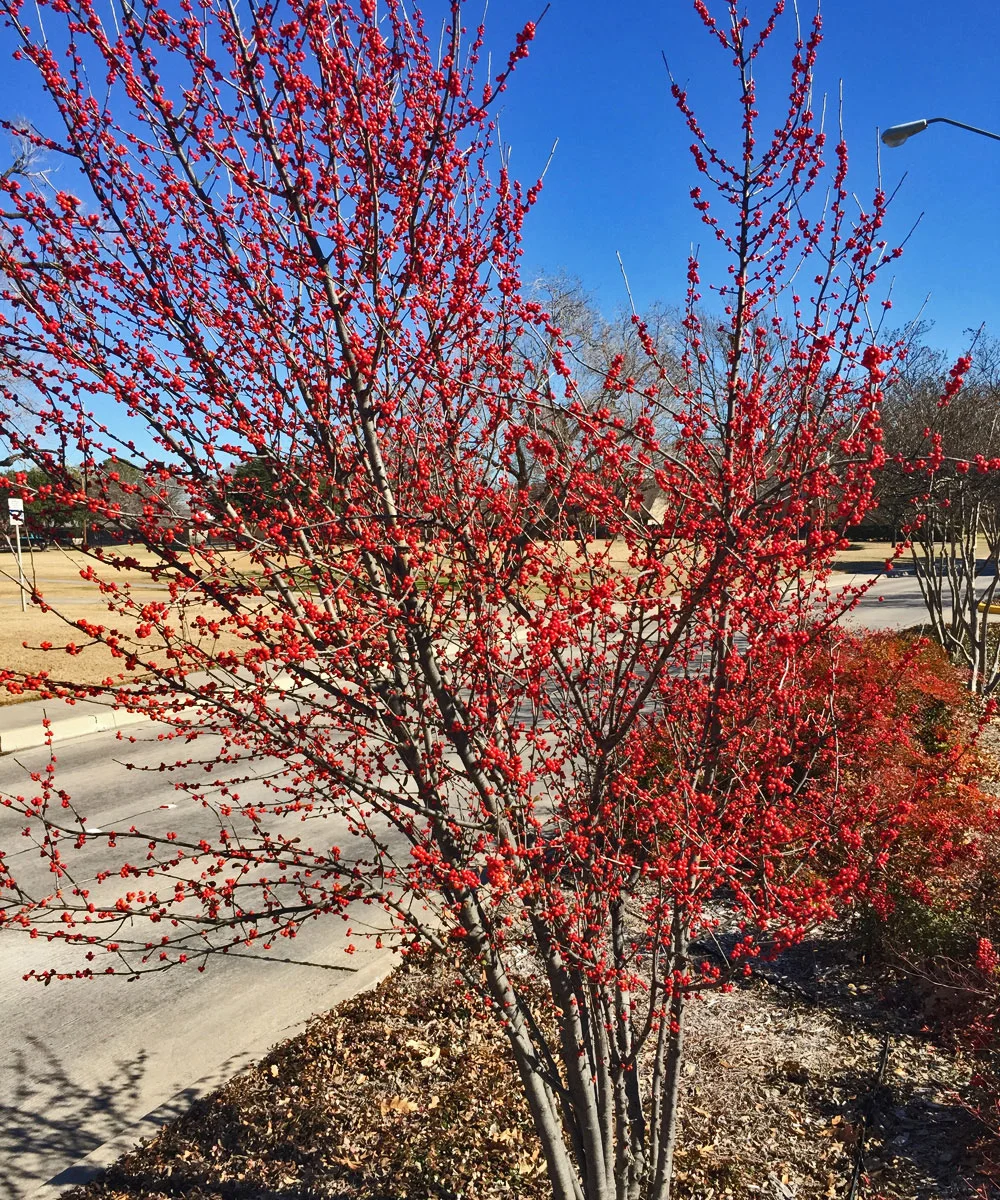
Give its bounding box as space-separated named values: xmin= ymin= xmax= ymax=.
xmin=485 ymin=0 xmax=1000 ymax=356
xmin=1 ymin=0 xmax=997 ymax=358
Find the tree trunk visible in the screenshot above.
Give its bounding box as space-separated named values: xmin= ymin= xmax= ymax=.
xmin=650 ymin=911 xmax=688 ymax=1200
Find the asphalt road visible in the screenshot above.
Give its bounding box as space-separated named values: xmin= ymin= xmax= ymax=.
xmin=0 ymin=570 xmax=951 ymax=1197
xmin=837 ymin=571 xmax=940 ymax=631
xmin=0 ymin=725 xmax=409 ymax=1200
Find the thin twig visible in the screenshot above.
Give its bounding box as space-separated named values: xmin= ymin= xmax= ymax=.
xmin=847 ymin=1032 xmax=891 ymax=1200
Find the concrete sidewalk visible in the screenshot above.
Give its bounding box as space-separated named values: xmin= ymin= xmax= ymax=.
xmin=0 ymin=668 xmax=301 ymax=756
xmin=0 ymin=693 xmax=150 ymax=756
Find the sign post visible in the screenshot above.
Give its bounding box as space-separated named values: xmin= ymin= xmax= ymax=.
xmin=7 ymin=498 xmax=26 ymax=612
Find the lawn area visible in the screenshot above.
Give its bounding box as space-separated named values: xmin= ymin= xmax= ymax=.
xmin=0 ymin=545 xmax=273 ymax=702
xmin=832 ymin=538 xmax=999 ymax=571
xmin=0 ymin=537 xmax=942 ymax=705
xmin=0 ymin=537 xmax=672 ymax=703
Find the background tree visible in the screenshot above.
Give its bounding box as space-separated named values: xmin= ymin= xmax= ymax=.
xmin=878 ymin=335 xmax=1000 ymax=692
xmin=81 ymin=456 xmax=191 ymax=545
xmin=0 ymin=463 xmax=83 ymax=542
xmin=506 ymin=274 xmax=681 ymax=535
xmin=0 ymin=2 xmax=951 ymax=1197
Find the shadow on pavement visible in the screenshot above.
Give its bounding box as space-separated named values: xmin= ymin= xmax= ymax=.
xmin=0 ymin=1034 xmax=253 ymax=1199
xmin=832 ymin=558 xmax=998 ymax=577
xmin=0 ymin=1033 xmax=147 ymax=1198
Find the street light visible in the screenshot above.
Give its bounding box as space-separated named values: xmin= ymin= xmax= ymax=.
xmin=882 ymin=115 xmax=1000 ymax=148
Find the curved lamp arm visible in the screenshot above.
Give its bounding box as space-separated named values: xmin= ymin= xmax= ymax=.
xmin=882 ymin=116 xmax=1000 ymax=147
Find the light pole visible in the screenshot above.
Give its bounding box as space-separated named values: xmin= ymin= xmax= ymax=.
xmin=882 ymin=116 xmax=1000 ymax=148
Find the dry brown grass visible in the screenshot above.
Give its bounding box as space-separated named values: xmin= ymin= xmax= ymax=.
xmin=0 ymin=546 xmax=270 ymax=702
xmin=0 ymin=538 xmax=918 ymax=706
xmin=833 ymin=540 xmax=900 ymax=564
xmin=0 ymin=539 xmax=672 ymax=704
xmin=835 ymin=537 xmax=996 ymax=566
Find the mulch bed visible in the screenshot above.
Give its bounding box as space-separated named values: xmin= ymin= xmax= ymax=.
xmin=60 ymin=938 xmax=989 ymax=1200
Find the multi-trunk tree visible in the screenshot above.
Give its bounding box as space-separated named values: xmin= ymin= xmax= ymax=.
xmin=877 ymin=339 xmax=1000 ymax=693
xmin=0 ymin=1 xmax=945 ymax=1196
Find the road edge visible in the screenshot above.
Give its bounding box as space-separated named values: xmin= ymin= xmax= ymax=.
xmin=0 ymin=707 xmax=149 ymax=756
xmin=24 ymin=950 xmax=397 ymax=1200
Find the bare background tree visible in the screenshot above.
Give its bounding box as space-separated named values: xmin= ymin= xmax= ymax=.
xmin=877 ymin=334 xmax=1000 ymax=692
xmin=512 ymin=274 xmax=682 ymax=534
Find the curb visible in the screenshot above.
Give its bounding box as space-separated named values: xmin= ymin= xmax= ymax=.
xmin=1 ymin=671 xmax=302 ymax=757
xmin=24 ymin=950 xmax=397 ymax=1200
xmin=0 ymin=707 xmax=149 ymax=756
